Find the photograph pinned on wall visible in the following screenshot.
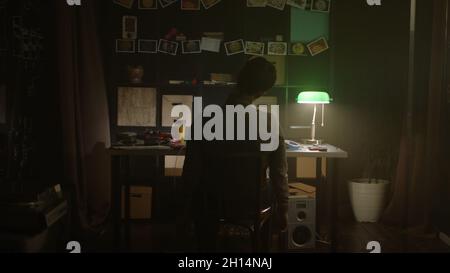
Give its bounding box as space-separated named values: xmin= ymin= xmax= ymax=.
xmin=246 ymin=0 xmax=267 ymax=7
xmin=138 ymin=0 xmax=158 ymax=9
xmin=116 ymin=39 xmax=136 ymax=53
xmin=201 ymin=0 xmax=221 ymax=9
xmin=122 ymin=16 xmax=137 ymax=40
xmin=181 ymin=0 xmax=201 ymax=10
xmin=245 ymin=41 xmax=265 ymax=56
xmin=159 ymin=0 xmax=178 ymax=8
xmin=161 ymin=95 xmax=194 ymax=127
xmin=182 ymin=40 xmax=202 ymax=54
xmin=267 ymin=42 xmax=287 ymax=56
xmin=224 ymin=39 xmax=245 ymax=56
xmin=158 ymin=39 xmax=179 ymax=55
xmin=138 ymin=39 xmax=158 ymax=53
xmin=289 ymin=42 xmax=308 ymax=56
xmin=114 ymin=0 xmax=135 ymax=9
xmin=201 ymin=37 xmax=221 ymax=53
xmin=307 ymin=37 xmax=329 ymax=56
xmin=266 ymin=0 xmax=287 ymax=10
xmin=311 ymin=0 xmax=330 ymax=13
xmin=286 ymin=0 xmax=307 ymax=9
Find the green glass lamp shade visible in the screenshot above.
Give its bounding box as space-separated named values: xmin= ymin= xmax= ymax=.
xmin=297 ymin=91 xmax=331 ymax=104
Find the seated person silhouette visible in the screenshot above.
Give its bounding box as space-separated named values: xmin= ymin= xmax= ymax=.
xmin=182 ymin=57 xmax=288 ymax=252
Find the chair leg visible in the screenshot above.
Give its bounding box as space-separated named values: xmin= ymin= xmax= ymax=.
xmin=261 ymin=218 xmax=272 ymax=252
xmin=251 ymin=224 xmax=261 ymax=253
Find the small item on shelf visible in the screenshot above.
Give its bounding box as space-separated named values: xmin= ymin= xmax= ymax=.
xmin=210 ymin=73 xmax=233 ymax=83
xmin=165 ymin=28 xmax=178 ymax=40
xmin=127 ymin=65 xmax=144 ymax=84
xmin=118 ymin=132 xmax=138 ymax=145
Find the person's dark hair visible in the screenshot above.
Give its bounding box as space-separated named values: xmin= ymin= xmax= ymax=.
xmin=236 ymin=57 xmax=277 ymax=97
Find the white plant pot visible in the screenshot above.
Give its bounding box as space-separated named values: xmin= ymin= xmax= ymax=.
xmin=348 ymin=179 xmax=391 ymax=223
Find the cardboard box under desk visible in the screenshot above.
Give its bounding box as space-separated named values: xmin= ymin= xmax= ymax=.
xmin=296 ymin=157 xmax=327 ymax=179
xmin=165 ymin=156 xmax=185 ymax=177
xmin=122 ymin=186 xmax=153 ymax=220
xmin=289 ymin=183 xmax=316 ymax=199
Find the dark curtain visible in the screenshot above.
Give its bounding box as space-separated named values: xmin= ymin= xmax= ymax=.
xmin=383 ymin=0 xmax=449 ymax=231
xmin=55 ymin=1 xmax=111 ymax=233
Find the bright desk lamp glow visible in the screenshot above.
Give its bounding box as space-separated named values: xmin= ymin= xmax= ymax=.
xmin=296 ymin=91 xmax=331 ymax=145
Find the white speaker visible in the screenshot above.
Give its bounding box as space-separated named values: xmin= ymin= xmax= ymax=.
xmin=287 ymin=189 xmax=316 ymax=250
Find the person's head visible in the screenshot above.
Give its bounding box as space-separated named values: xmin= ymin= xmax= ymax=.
xmin=236 ymin=57 xmax=277 ymax=99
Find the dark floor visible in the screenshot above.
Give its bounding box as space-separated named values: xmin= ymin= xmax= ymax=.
xmin=86 ymin=220 xmax=450 ymax=253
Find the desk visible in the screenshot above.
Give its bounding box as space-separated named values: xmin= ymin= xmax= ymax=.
xmin=110 ymin=146 xmax=185 ymax=250
xmin=287 ymin=144 xmax=348 ymax=252
xmin=110 ymin=144 xmax=347 ymax=252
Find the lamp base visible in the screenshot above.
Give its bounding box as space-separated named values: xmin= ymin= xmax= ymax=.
xmin=301 ymin=139 xmax=324 ymax=145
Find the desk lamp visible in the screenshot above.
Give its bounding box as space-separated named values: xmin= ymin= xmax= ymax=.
xmin=296 ymin=91 xmax=331 ymax=145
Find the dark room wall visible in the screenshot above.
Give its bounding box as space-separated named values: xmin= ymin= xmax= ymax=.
xmin=327 ymin=0 xmax=413 ymax=216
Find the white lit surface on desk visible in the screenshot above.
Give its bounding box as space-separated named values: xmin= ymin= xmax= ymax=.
xmin=286 ymin=144 xmax=348 ymax=158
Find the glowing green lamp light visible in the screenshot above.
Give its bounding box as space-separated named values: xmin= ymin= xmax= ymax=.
xmin=297 ymin=91 xmax=331 ymax=105
xmin=296 ymin=91 xmax=331 ymax=145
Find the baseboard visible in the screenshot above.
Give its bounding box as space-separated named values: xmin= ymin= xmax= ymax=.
xmin=439 ymin=232 xmax=450 ymax=247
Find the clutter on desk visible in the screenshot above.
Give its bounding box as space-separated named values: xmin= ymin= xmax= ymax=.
xmin=113 ymin=130 xmax=172 ymax=147
xmin=308 ymin=144 xmax=328 ymax=152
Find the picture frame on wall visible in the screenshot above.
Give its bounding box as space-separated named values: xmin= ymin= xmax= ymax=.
xmin=161 ymin=95 xmax=194 ymax=127
xmin=201 ymin=0 xmax=221 ymax=9
xmin=245 ymin=41 xmax=265 ymax=56
xmin=114 ymin=0 xmax=135 ymax=9
xmin=138 ymin=39 xmax=158 ymax=53
xmin=116 ymin=39 xmax=136 ymax=53
xmin=224 ymin=39 xmax=245 ymax=56
xmin=311 ymin=0 xmax=330 ymax=13
xmin=246 ymin=0 xmax=267 ymax=7
xmin=138 ymin=0 xmax=158 ymax=9
xmin=122 ymin=16 xmax=137 ymax=40
xmin=268 ymin=42 xmax=287 ymax=56
xmin=158 ymin=39 xmax=179 ymax=55
xmin=117 ymin=87 xmax=157 ymax=127
xmin=266 ymin=0 xmax=287 ymax=10
xmin=307 ymin=37 xmax=329 ymax=56
xmin=289 ymin=42 xmax=308 ymax=56
xmin=182 ymin=40 xmax=202 ymax=54
xmin=159 ymin=0 xmax=178 ymax=8
xmin=181 ymin=0 xmax=201 ymax=10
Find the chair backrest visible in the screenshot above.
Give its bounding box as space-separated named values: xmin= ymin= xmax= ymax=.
xmin=199 ymin=141 xmax=269 ymax=221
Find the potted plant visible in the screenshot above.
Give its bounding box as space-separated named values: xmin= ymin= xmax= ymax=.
xmin=348 ymin=145 xmax=396 ymax=223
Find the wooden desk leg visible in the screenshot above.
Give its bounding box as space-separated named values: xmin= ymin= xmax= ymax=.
xmin=111 ymin=155 xmax=122 ymax=251
xmin=316 ymin=158 xmax=323 ymax=236
xmin=124 ymin=156 xmax=131 ymax=251
xmin=330 ymin=159 xmax=339 ymax=253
